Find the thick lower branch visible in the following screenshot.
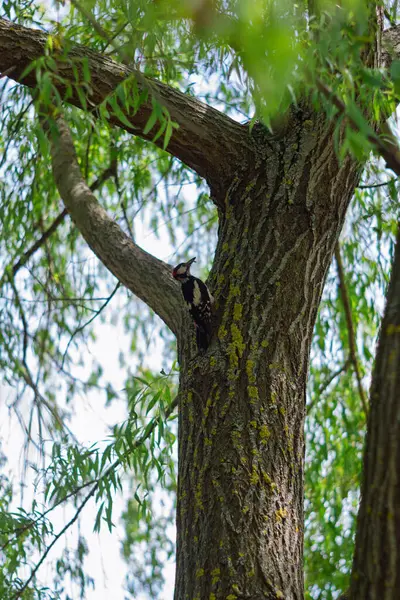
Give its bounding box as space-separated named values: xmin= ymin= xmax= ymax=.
xmin=0 ymin=18 xmax=251 ymax=197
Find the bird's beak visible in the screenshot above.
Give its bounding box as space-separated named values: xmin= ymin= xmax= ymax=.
xmin=186 ymin=257 xmax=196 ymax=267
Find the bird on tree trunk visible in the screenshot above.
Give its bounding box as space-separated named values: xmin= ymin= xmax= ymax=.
xmin=172 ymin=257 xmax=214 ymax=351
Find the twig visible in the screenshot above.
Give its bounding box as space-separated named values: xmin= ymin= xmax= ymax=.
xmin=120 ymin=197 xmax=135 ymax=239
xmin=101 ymin=20 xmax=130 ymax=54
xmin=384 ymin=9 xmax=397 ymax=27
xmin=20 ymin=369 xmax=69 ymax=434
xmin=357 ymin=179 xmax=396 ymax=189
xmin=307 ymin=360 xmax=350 ymax=414
xmin=318 ymin=360 xmax=351 ymax=397
xmin=3 ymin=377 xmax=178 ymax=551
xmin=61 ymin=282 xmax=121 ymax=368
xmin=0 ymin=294 xmax=122 ymax=303
xmin=0 ymin=316 xmax=74 ymax=439
xmin=0 ymin=100 xmax=34 ymax=171
xmin=70 ymin=0 xmax=170 ymax=113
xmin=13 ymin=479 xmax=97 ymax=599
xmin=84 ymin=124 xmax=94 ymax=181
xmin=0 ymin=480 xmax=95 ymax=552
xmin=12 ymin=208 xmax=68 ymax=276
xmin=4 ymin=274 xmax=70 ymax=435
xmin=334 ymin=243 xmax=369 ymax=416
xmin=8 ymin=276 xmax=29 ymax=365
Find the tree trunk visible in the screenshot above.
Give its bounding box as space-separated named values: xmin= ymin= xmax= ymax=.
xmin=175 ymin=108 xmax=362 ymax=599
xmin=349 ymin=227 xmax=400 ymax=600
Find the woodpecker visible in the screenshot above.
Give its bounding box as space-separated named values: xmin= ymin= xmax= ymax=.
xmin=172 ymin=257 xmax=214 ymax=350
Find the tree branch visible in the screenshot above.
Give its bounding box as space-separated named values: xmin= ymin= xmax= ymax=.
xmin=334 ymin=243 xmax=369 ymax=416
xmin=41 ymin=109 xmax=183 ymax=336
xmin=0 ymin=17 xmax=251 ymax=199
xmin=381 ymin=23 xmax=400 ymax=67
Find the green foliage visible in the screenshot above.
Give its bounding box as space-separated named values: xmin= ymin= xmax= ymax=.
xmin=0 ymin=368 xmax=177 ymax=598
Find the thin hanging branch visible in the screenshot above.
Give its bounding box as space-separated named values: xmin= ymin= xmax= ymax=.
xmin=307 ymin=360 xmax=351 ymax=415
xmin=357 ymin=179 xmax=396 ymax=189
xmin=334 ymin=243 xmax=369 ymax=416
xmin=4 ymin=159 xmax=118 ymax=281
xmin=61 ymin=282 xmax=121 ymax=368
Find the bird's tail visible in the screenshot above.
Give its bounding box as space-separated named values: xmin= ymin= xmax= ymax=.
xmin=195 ymin=325 xmax=210 ymax=351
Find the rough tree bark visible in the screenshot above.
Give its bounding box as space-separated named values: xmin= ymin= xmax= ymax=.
xmin=174 ymin=113 xmax=360 ymax=600
xmin=1 ymin=13 xmax=400 ymax=600
xmin=348 ymin=226 xmax=400 ymax=599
